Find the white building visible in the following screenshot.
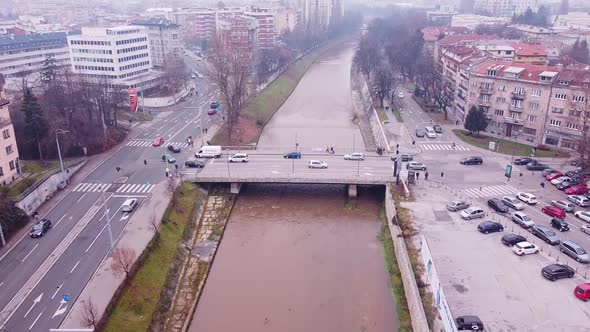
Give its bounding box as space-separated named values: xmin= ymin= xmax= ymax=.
xmin=131 ymin=17 xmax=182 ymax=67
xmin=552 ymin=12 xmax=590 ymax=30
xmin=0 ymin=99 xmax=21 ymax=186
xmin=474 ymin=0 xmax=538 ymax=17
xmin=451 ymin=14 xmax=511 ymax=30
xmin=67 ymin=26 xmax=161 ymax=90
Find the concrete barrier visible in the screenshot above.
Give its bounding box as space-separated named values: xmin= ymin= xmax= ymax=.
xmin=384 ymin=185 xmax=429 ymax=332
xmin=141 ymin=82 xmax=195 ymax=108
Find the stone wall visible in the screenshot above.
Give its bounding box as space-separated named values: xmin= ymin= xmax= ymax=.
xmin=141 ymin=82 xmax=196 ymax=108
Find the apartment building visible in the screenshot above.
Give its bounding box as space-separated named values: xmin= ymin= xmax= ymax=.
xmin=276 ymin=8 xmax=301 ymax=34
xmin=131 ymin=17 xmax=182 ymax=67
xmin=0 ymin=99 xmax=20 ymax=186
xmin=543 ymin=68 xmax=590 ymax=149
xmin=467 ymin=60 xmax=560 ymax=143
xmin=512 ymin=43 xmax=548 ymax=64
xmin=218 ymin=15 xmax=258 ymax=59
xmin=244 ymin=8 xmax=276 ymax=49
xmin=434 ymin=34 xmax=502 ymax=65
xmin=474 ymin=0 xmax=538 ymax=17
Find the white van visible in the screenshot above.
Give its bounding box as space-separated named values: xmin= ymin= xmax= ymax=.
xmin=195 ymin=145 xmax=222 ymax=158
xmin=425 ymin=126 xmax=437 ymax=138
xmin=121 ymin=198 xmax=138 ymax=212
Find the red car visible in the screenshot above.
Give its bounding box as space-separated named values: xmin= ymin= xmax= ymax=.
xmin=574 ymin=283 xmax=590 ymax=302
xmin=565 ymin=184 xmax=589 ymax=195
xmin=546 ymin=172 xmax=564 ymax=181
xmin=152 ymin=137 xmax=164 ymax=147
xmin=207 ymin=109 xmax=217 ymax=115
xmin=542 ymin=205 xmax=566 ymax=219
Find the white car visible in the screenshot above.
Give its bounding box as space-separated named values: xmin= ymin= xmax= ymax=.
xmin=511 ymin=211 xmax=535 ymax=228
xmin=512 ymin=241 xmax=539 ymax=256
xmin=228 ymin=153 xmax=249 ymax=163
xmin=407 ymin=161 xmax=427 ymax=171
xmin=551 ymin=176 xmax=571 ymax=185
xmin=575 ymin=211 xmax=590 ymax=223
xmin=582 ymin=225 xmax=590 ymax=235
xmin=568 ymin=195 xmax=590 ymax=207
xmin=398 ymin=92 xmax=405 ymax=98
xmin=308 ymin=160 xmax=328 ymax=169
xmin=344 ymin=152 xmax=364 ymax=160
xmin=502 ymin=196 xmax=525 ymax=210
xmin=516 ymin=192 xmax=537 ymax=205
xmin=460 ymin=207 xmax=485 ymax=220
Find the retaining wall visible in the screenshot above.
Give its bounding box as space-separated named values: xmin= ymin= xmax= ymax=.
xmin=353 ymin=69 xmax=390 ymax=152
xmin=142 ymin=82 xmax=196 ymax=108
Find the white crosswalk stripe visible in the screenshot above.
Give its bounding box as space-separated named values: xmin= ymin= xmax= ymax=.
xmin=461 ymin=184 xmax=519 ymax=198
xmin=73 ymin=182 xmax=154 ymax=194
xmin=126 ymin=140 xmax=190 ymax=148
xmin=419 ymin=143 xmax=470 ymax=151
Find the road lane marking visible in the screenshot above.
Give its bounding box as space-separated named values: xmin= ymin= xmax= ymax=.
xmin=54 ymin=215 xmax=67 ymax=227
xmin=72 ymin=183 xmax=84 ymax=191
xmin=69 ymin=260 xmax=80 ymax=274
xmin=112 ymin=194 xmax=147 ymax=198
xmin=0 ymin=282 xmax=3 ymax=287
xmin=24 ymin=293 xmax=43 ymax=318
xmin=29 ymin=306 xmax=46 ymax=330
xmin=86 ymin=205 xmax=124 ymax=253
xmin=52 ymin=299 xmax=68 ymax=319
xmin=51 ymin=283 xmax=63 ymax=300
xmin=21 ymin=244 xmax=39 ymax=263
xmin=76 ymin=193 xmax=87 ymax=203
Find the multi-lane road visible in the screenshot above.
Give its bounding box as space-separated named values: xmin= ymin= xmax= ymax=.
xmin=0 ymin=58 xmax=218 ymax=331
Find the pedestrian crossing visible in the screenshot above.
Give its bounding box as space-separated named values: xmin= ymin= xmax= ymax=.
xmin=419 ymin=143 xmax=470 ymax=151
xmin=72 ymin=182 xmax=155 ymax=194
xmin=461 ymin=184 xmax=518 ymax=198
xmin=126 ymin=140 xmax=190 ymax=148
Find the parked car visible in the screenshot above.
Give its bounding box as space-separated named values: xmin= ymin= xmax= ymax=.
xmin=516 ymin=192 xmax=537 ymax=205
xmin=167 ymin=145 xmax=181 ymax=153
xmin=210 ymin=100 xmax=220 ymax=108
xmin=531 ymin=225 xmax=560 ymax=245
xmin=512 ymin=241 xmax=539 ymax=256
xmin=546 ymin=172 xmax=564 ymax=181
xmin=551 ymin=218 xmax=569 ymax=232
xmin=566 ymin=184 xmax=589 ymax=195
xmin=447 ymin=200 xmax=470 ymax=212
xmin=502 ymin=196 xmax=525 ymax=210
xmin=551 ymin=200 xmax=575 ymax=213
xmin=415 ymin=128 xmax=425 ymax=137
xmin=478 ymin=221 xmax=504 ymax=234
xmin=433 ymin=124 xmax=442 ymax=133
xmin=308 ymin=160 xmax=328 ymax=169
xmin=511 ymin=212 xmax=534 ymax=228
xmin=551 ymin=176 xmax=572 ymax=185
xmin=542 ymin=168 xmax=558 ymax=176
xmin=575 ymin=211 xmax=590 ymax=223
xmin=184 ymin=157 xmax=205 ymax=168
xmin=460 ymin=156 xmax=483 ymax=165
xmin=398 ymin=92 xmax=405 ymax=98
xmin=207 ymin=109 xmax=217 ymax=115
xmin=460 ymin=207 xmax=485 ymax=220
xmin=560 ymin=240 xmax=590 ymax=263
xmin=568 ymin=195 xmax=590 ymax=207
xmin=162 ymin=154 xmax=176 ymax=163
xmin=455 ymin=315 xmax=484 ymax=331
xmin=407 ymin=161 xmax=427 ymax=170
xmin=488 ymin=198 xmax=509 ymax=213
xmin=344 ymin=152 xmax=364 ymax=160
xmin=228 ymin=153 xmax=249 ymax=163
xmin=121 ymin=198 xmax=138 ymax=212
xmin=542 ymin=205 xmax=566 ymax=219
xmin=527 ymin=162 xmax=549 ymax=171
xmin=541 ymin=264 xmax=575 ymax=281
xmin=557 ymin=179 xmax=579 ymax=190
xmin=582 ymin=225 xmax=590 ymax=235
xmin=400 ymin=154 xmax=413 ymax=162
xmin=574 ymin=283 xmax=590 ymax=302
xmin=152 ymin=136 xmax=164 ymax=147
xmin=283 ymin=151 xmax=302 ymax=159
xmin=565 ymin=170 xmax=582 ymax=179
xmin=30 ymin=219 xmax=52 ymax=238
xmin=501 ymin=233 xmax=527 ymax=246
xmin=514 ymin=157 xmax=536 ymax=165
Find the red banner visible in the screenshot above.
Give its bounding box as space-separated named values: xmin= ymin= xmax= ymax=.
xmin=128 ymin=87 xmax=138 ymax=112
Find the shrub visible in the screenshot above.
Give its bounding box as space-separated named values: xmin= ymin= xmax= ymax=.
xmin=0 ymin=200 xmax=29 ymax=240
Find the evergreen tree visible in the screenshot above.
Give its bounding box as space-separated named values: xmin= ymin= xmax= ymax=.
xmin=464 ymin=106 xmax=488 ymax=136
xmin=570 ymin=39 xmax=590 ymax=64
xmin=20 ymin=89 xmax=49 ymax=160
xmin=41 ymin=55 xmax=57 ymax=85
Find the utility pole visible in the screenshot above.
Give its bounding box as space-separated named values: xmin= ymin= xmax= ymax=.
xmin=55 ymin=129 xmax=69 ymax=185
xmin=0 ymin=222 xmax=6 ymax=246
xmin=99 ymin=186 xmax=114 ymax=253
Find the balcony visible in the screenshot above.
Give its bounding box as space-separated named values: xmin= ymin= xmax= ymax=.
xmin=509 ymin=105 xmax=524 ymax=112
xmin=511 ymin=91 xmax=526 ymax=99
xmin=478 ymin=99 xmax=491 ymax=107
xmin=503 ymin=116 xmax=524 ymax=125
xmin=479 ymin=87 xmax=493 ymax=94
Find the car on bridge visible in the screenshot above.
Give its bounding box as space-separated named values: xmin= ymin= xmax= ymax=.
xmin=344 ymin=152 xmax=364 ymax=160
xmin=228 ymin=153 xmax=249 ymax=163
xmin=308 ymin=160 xmax=328 ymax=169
xmin=284 ymin=151 xmax=301 ymax=159
xmin=30 ymin=219 xmax=52 ymax=238
xmin=185 ymin=158 xmax=205 ymax=168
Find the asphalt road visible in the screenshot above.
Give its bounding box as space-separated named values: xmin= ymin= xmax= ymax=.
xmin=0 ymin=58 xmax=219 ymax=331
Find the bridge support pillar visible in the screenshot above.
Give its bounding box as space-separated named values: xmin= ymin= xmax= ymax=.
xmin=348 ymin=184 xmax=357 ymax=198
xmin=230 ymin=182 xmax=242 ymax=194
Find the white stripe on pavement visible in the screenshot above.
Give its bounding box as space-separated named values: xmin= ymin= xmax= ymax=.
xmin=73 ymin=183 xmax=84 ymax=191
xmin=147 ymin=185 xmax=155 ymax=193
xmin=116 ymin=184 xmax=129 ymax=193
xmin=101 ymin=184 xmax=111 ymax=192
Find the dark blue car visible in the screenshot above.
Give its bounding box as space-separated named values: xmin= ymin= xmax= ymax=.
xmin=283 ymin=151 xmax=302 ymax=159
xmin=210 ymin=101 xmax=220 ymax=108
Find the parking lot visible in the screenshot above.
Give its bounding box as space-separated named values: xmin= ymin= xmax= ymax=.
xmin=403 ymin=172 xmax=590 ymax=331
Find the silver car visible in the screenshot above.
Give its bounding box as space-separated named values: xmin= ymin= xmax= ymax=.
xmin=460 ymin=207 xmax=485 ymax=220
xmin=560 ymin=240 xmax=590 ymax=263
xmin=502 ymin=196 xmax=525 ymax=210
xmin=551 ymin=200 xmax=575 ymax=213
xmin=344 ymin=152 xmax=365 ymax=160
xmin=447 ymin=200 xmax=470 ymax=212
xmin=511 ymin=211 xmax=534 ymax=228
xmin=407 ymin=161 xmax=427 ymax=171
xmin=308 ymin=160 xmax=328 ymax=169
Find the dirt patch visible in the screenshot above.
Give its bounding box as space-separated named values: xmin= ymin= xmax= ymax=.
xmin=212 ymin=114 xmax=261 ymax=146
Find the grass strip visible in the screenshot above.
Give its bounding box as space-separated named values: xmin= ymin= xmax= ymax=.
xmin=452 ymin=129 xmax=558 ymax=157
xmin=392 ymin=109 xmax=403 ymax=123
xmin=103 ymin=183 xmax=202 ymax=332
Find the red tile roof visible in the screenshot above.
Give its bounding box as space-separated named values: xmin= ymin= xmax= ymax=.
xmin=472 ymin=60 xmax=560 ymax=82
xmin=512 ymin=43 xmax=547 ymax=57
xmin=437 ymin=34 xmax=500 ymax=46
xmin=554 ymin=68 xmax=590 ymax=88
xmin=422 ymin=26 xmax=472 ymax=42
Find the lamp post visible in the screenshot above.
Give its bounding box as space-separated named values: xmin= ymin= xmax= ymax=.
xmin=97 ymin=184 xmax=114 ymax=252
xmin=55 ymin=129 xmax=69 ymax=186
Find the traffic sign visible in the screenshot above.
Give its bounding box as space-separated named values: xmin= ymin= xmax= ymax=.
xmin=63 ymin=294 xmax=70 ymax=302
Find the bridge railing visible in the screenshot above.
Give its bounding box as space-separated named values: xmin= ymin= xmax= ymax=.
xmin=179 ymin=171 xmax=393 ymax=184
xmin=217 ymin=145 xmax=385 ymax=154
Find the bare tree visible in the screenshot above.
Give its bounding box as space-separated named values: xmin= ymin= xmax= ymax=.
xmin=353 ymin=34 xmax=381 ymax=79
xmin=569 ymin=99 xmax=590 ymax=168
xmin=205 ymin=37 xmax=253 ymax=143
xmin=415 ymin=53 xmax=454 ymax=119
xmin=372 ymin=61 xmax=396 ymax=107
xmin=110 ymin=247 xmax=137 ymax=279
xmin=162 ymin=56 xmax=189 ymax=95
xmin=80 ymin=297 xmax=99 ymax=329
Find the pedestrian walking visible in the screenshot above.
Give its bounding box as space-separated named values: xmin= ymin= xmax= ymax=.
xmin=425 ymin=171 xmax=429 ymax=180
xmin=330 ymin=147 xmax=335 ymax=154
xmin=165 ymin=167 xmax=170 ymax=178
xmin=452 ymin=142 xmax=456 ymax=149
xmin=416 ymin=172 xmax=420 ymax=180
xmin=326 ymin=146 xmax=330 ymax=153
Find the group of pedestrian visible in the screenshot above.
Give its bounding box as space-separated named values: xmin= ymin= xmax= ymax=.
xmin=326 ymin=147 xmax=335 ymax=154
xmin=201 ymin=128 xmax=208 ymax=134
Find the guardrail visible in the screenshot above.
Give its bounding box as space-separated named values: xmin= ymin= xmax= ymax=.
xmin=180 ymin=171 xmax=393 ymax=185
xmin=215 ymin=145 xmax=388 ymax=155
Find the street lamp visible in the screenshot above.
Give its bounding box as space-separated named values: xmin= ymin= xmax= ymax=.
xmin=96 ymin=183 xmax=114 ymax=252
xmin=55 ymin=129 xmax=69 ymax=186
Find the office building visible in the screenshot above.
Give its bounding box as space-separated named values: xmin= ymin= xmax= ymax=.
xmin=131 ymin=17 xmax=182 ymax=67
xmin=474 ymin=0 xmax=538 ymax=17
xmin=0 ymin=99 xmax=20 ymax=186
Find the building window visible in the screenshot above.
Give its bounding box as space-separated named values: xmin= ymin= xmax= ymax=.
xmin=495 ymin=109 xmax=504 ymax=116
xmin=8 ymin=160 xmax=14 ymax=170
xmin=497 ymin=85 xmax=507 ymax=91
xmin=487 ymin=70 xmax=497 ymax=77
xmin=559 ymin=80 xmax=569 ymax=86
xmin=552 ymin=107 xmax=563 ymax=114
xmin=549 ymin=119 xmax=561 ymax=127
xmin=531 ymin=89 xmax=541 ymax=97
xmin=527 ymin=115 xmax=537 ymax=122
xmin=566 ymin=122 xmax=579 ymax=130
xmin=528 ymin=102 xmax=540 ymax=110
xmin=554 ymin=93 xmax=567 ymax=100
xmin=496 ymin=97 xmax=506 ymax=103
xmin=0 ymin=166 xmax=3 ymax=176
xmin=2 ymin=129 xmax=9 ymax=139
xmin=523 ymin=127 xmax=536 ymax=135
xmin=572 ymin=95 xmax=585 ymax=102
xmin=5 ymin=144 xmax=13 ymax=155
xmin=569 ymin=109 xmax=582 ymax=116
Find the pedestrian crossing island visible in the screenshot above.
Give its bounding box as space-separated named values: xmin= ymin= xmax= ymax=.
xmin=72 ymin=182 xmax=155 ymax=194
